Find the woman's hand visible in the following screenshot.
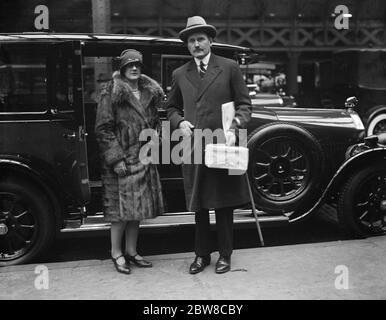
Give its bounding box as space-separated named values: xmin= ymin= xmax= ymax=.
xmin=113 ymin=160 xmax=128 ymax=177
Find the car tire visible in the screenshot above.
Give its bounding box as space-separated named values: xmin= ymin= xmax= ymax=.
xmin=337 ymin=162 xmax=386 ymax=238
xmin=0 ymin=178 xmax=55 ymax=266
xmin=366 ymin=111 xmax=386 ymax=136
xmin=247 ymin=122 xmax=324 ymax=219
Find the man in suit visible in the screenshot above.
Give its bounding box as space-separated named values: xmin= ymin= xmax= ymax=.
xmin=166 ymin=16 xmax=252 ymax=274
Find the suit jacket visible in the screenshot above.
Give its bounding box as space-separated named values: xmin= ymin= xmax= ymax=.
xmin=166 ymin=53 xmax=252 ymax=211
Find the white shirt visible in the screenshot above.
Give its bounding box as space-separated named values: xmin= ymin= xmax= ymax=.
xmin=194 ymin=52 xmax=211 ymax=73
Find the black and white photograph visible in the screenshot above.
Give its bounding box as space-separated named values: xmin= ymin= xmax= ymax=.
xmin=0 ymin=0 xmax=386 ymax=307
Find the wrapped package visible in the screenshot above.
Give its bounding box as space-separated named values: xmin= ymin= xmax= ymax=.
xmin=205 ymin=143 xmax=249 ymax=173
xmin=204 ymin=101 xmax=249 ymax=174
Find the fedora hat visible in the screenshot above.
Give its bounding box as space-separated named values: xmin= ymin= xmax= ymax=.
xmin=179 ymin=16 xmax=217 ymax=42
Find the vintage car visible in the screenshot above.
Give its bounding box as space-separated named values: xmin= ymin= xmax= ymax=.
xmin=0 ymin=33 xmax=369 ymax=266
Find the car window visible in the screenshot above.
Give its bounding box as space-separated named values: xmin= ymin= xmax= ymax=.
xmin=160 ymin=55 xmax=191 ymax=96
xmin=82 ymin=56 xmax=116 ymax=104
xmin=51 ymin=43 xmax=74 ymax=112
xmin=81 ymin=48 xmax=118 ymax=183
xmin=151 ymin=53 xmax=162 ymax=86
xmin=0 ymin=43 xmax=48 ymax=113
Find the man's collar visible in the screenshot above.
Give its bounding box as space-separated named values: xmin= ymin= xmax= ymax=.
xmin=194 ymin=52 xmax=211 ymax=66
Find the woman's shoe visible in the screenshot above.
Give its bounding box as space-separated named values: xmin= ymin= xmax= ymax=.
xmin=125 ymin=254 xmax=153 ymax=268
xmin=111 ymin=255 xmax=131 ymax=274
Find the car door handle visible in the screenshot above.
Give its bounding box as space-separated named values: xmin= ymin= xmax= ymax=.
xmin=63 ymin=132 xmax=76 ymax=140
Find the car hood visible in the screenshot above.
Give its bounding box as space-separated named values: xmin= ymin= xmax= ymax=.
xmin=250 ymin=105 xmax=363 ymax=130
xmin=270 ymin=107 xmax=360 ymax=128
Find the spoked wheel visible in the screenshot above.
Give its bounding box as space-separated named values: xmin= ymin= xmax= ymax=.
xmin=338 ymin=163 xmax=386 ymax=238
xmin=0 ymin=179 xmax=55 ymax=266
xmin=248 ymin=123 xmax=324 ymax=218
xmin=252 ymin=137 xmax=310 ymax=202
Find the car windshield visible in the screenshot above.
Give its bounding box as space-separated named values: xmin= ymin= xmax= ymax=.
xmin=240 ymin=62 xmax=287 ymax=96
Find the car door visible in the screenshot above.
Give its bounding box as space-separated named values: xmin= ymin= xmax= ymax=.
xmin=157 ymin=54 xmax=191 ymax=182
xmin=48 ymin=40 xmax=90 ymax=206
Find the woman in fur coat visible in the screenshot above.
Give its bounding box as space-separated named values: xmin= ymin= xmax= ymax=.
xmin=95 ymin=49 xmax=164 ymax=274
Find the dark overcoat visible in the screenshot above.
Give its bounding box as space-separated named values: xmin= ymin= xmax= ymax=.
xmin=95 ymin=72 xmax=164 ymax=222
xmin=166 ymin=54 xmax=252 ymax=211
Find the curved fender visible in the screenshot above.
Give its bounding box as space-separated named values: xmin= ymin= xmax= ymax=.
xmin=291 ymin=148 xmax=386 ymax=223
xmin=0 ymin=155 xmax=64 ymax=228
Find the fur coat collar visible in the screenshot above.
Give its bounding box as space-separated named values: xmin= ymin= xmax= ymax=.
xmin=110 ymin=71 xmax=163 ymax=110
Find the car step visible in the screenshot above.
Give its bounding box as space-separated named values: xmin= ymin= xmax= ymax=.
xmin=61 ymin=209 xmax=289 ymax=233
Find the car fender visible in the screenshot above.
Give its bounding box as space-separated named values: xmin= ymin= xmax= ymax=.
xmin=290 ymin=148 xmax=386 ymax=223
xmin=0 ymin=155 xmax=64 ymax=229
xmin=327 ymin=147 xmax=386 ymax=192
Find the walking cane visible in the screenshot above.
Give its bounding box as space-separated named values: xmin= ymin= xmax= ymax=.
xmin=245 ymin=173 xmax=264 ymax=246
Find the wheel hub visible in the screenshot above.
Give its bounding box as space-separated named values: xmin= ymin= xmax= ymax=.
xmin=381 ymin=200 xmax=386 ymax=212
xmin=271 ymin=158 xmax=291 ymax=179
xmin=0 ymin=223 xmax=8 ymax=236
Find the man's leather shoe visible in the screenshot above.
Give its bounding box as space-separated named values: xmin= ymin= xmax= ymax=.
xmin=215 ymin=256 xmax=231 ymax=274
xmin=111 ymin=255 xmax=131 ymax=274
xmin=189 ymin=255 xmax=211 ymax=274
xmin=125 ymin=254 xmax=153 ymax=268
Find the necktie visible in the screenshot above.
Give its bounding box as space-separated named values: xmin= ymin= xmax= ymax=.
xmin=199 ymin=61 xmax=206 ymax=78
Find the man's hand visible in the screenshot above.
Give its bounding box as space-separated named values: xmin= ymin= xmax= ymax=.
xmin=179 ymin=120 xmax=195 ymax=138
xmin=113 ymin=160 xmax=128 ymax=177
xmin=225 ymin=130 xmax=236 ymax=146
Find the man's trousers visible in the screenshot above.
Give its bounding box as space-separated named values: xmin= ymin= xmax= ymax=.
xmin=194 ymin=207 xmax=233 ymax=257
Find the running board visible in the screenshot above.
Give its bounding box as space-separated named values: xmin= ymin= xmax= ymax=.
xmin=61 ymin=209 xmax=289 ymax=233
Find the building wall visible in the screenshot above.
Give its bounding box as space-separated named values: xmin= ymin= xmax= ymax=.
xmin=0 ymin=0 xmax=92 ymax=33
xmin=1 ymin=0 xmax=384 ymax=49
xmin=0 ymin=0 xmax=385 ymax=105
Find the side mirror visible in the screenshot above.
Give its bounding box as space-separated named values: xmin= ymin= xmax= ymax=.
xmin=345 ymin=96 xmax=358 ymax=110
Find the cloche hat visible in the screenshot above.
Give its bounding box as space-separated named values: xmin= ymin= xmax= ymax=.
xmin=119 ymin=49 xmax=144 ymax=72
xmin=179 ymin=16 xmax=217 ymax=42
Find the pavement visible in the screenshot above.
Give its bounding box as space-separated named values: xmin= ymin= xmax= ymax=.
xmin=1 ymin=236 xmax=386 ymax=300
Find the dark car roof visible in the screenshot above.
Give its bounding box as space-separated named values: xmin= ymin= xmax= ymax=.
xmin=0 ymin=33 xmax=252 ymax=52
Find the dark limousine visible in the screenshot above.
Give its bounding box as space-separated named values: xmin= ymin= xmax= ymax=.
xmin=0 ymin=33 xmax=372 ymax=266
